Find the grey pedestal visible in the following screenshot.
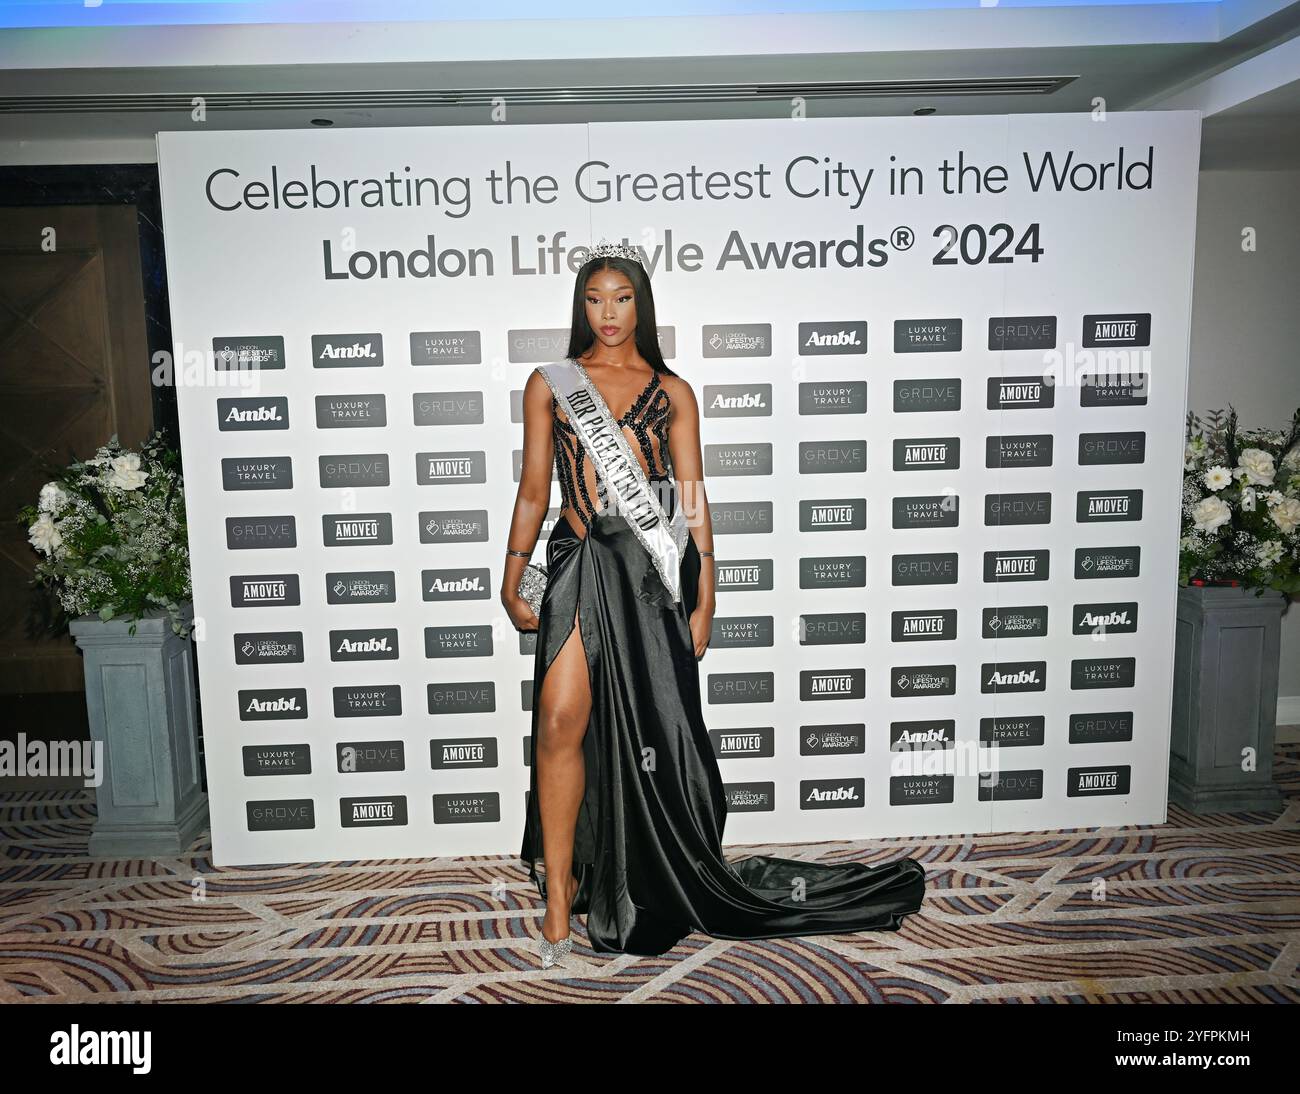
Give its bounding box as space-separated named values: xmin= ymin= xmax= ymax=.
xmin=70 ymin=603 xmax=209 ymax=857
xmin=1169 ymin=585 xmax=1288 ymax=814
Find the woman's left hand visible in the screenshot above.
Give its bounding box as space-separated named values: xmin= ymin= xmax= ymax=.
xmin=688 ymin=605 xmax=712 ymax=659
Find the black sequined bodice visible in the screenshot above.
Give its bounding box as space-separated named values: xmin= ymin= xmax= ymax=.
xmin=549 ymin=367 xmax=673 ymax=536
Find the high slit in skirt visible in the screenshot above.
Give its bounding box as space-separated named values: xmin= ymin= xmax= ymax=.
xmin=519 ymin=495 xmax=927 ymax=957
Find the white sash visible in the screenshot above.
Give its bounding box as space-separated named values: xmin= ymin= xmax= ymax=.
xmin=538 ymin=358 xmax=691 ymax=604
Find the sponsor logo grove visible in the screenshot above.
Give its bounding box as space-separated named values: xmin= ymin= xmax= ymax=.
xmin=894 ymin=552 xmax=959 ymax=585
xmin=988 ymin=315 xmax=1057 ymax=350
xmin=226 ymin=516 xmax=296 ymax=550
xmin=1069 ymin=711 xmax=1134 ymax=743
xmin=894 ymin=378 xmax=960 ymax=412
xmin=320 ymin=455 xmax=390 ymax=488
xmin=247 ymin=799 xmax=314 ymax=831
xmin=798 ymin=440 xmax=866 ymax=474
xmin=417 ymin=390 xmax=485 ymax=425
xmin=985 ymin=492 xmax=1052 ymax=526
xmin=1079 ymin=431 xmax=1146 ymax=465
xmin=979 ymin=769 xmax=1045 ymax=802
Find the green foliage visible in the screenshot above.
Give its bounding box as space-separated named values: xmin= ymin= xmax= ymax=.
xmin=1179 ymin=406 xmax=1300 ymax=598
xmin=16 ymin=431 xmax=193 ymax=636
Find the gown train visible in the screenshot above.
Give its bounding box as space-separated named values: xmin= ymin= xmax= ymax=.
xmin=519 ymin=490 xmax=927 ymax=957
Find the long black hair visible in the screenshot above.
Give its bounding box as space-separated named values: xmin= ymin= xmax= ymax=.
xmin=565 ymin=253 xmax=679 ymax=378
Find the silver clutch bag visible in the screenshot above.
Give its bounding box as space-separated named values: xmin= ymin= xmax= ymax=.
xmin=518 ymin=562 xmax=548 ymax=616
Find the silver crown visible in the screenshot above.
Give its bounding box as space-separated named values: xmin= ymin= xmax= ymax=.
xmin=590 ymin=237 xmax=644 ymax=267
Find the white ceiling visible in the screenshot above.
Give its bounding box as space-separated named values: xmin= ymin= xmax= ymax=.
xmin=0 ymin=1 xmax=1297 ymax=169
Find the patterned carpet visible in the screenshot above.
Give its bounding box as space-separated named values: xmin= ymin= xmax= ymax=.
xmin=2 ymin=742 xmax=1299 ymax=1003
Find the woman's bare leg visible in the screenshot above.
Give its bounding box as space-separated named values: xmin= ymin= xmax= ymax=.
xmin=536 ymin=600 xmax=592 ymax=943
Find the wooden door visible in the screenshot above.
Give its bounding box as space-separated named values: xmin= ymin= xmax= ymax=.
xmin=0 ymin=205 xmax=153 ymax=693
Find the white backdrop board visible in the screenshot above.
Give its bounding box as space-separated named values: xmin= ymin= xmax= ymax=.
xmin=156 ymin=111 xmax=1201 ymax=866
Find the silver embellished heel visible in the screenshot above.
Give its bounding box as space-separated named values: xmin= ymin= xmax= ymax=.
xmin=537 ymin=932 xmax=573 ymax=969
xmin=536 ymin=869 xmax=581 ymax=968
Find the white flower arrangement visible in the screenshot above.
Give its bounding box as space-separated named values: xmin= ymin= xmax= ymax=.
xmin=16 ymin=432 xmax=192 ymax=635
xmin=1179 ymin=407 xmax=1300 ymax=596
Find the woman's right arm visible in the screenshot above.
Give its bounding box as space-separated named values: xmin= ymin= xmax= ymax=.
xmin=499 ymin=369 xmax=554 ymax=629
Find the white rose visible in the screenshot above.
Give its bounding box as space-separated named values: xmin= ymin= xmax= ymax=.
xmin=1191 ymin=495 xmax=1232 ymax=533
xmin=1269 ymin=496 xmax=1300 ymax=535
xmin=1238 ymin=448 xmax=1277 ymax=487
xmin=37 ymin=481 xmax=68 ymax=513
xmin=28 ymin=512 xmax=63 ymax=556
xmin=108 ymin=452 xmax=148 ymax=491
xmin=1255 ymin=540 xmax=1284 ymax=566
xmin=1202 ymin=465 xmax=1232 ymax=491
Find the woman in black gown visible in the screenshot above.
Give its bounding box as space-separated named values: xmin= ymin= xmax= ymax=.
xmin=500 ymin=240 xmax=926 ymax=964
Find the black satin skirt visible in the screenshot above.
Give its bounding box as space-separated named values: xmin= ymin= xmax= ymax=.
xmin=519 ymin=498 xmax=927 ymax=957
